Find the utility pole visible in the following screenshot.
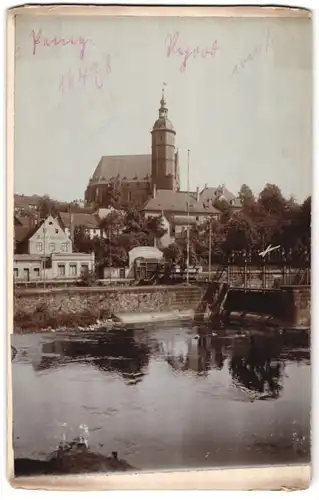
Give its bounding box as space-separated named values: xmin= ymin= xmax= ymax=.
xmin=208 ymin=219 xmax=212 ymax=282
xmin=186 ymin=149 xmax=190 ymax=285
xmin=43 ymin=220 xmax=46 ymax=288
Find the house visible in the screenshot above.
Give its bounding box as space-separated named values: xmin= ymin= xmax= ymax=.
xmin=14 ymin=194 xmax=43 ymax=215
xmin=14 ymin=215 xmax=95 ymax=281
xmin=143 ymin=188 xmax=221 ymax=223
xmin=13 ymin=254 xmax=43 ymax=281
xmin=15 ymin=215 xmax=73 ymax=256
xmin=200 ymin=185 xmax=241 ymax=210
xmin=58 ymin=212 xmax=102 ymax=239
xmin=44 ymin=252 xmax=95 ymax=280
xmin=13 ymin=253 xmax=95 ymax=281
xmin=142 ymin=188 xmax=220 ymax=248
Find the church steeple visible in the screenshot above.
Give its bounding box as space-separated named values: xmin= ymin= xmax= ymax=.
xmin=159 ymin=86 xmax=168 ymax=119
xmin=151 ymin=85 xmax=179 ymax=192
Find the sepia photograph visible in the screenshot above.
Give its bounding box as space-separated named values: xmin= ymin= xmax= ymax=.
xmin=8 ymin=5 xmax=312 ymax=487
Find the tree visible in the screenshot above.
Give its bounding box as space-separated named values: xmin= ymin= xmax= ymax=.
xmin=238 ymin=184 xmax=255 ymax=214
xmin=163 ymin=242 xmax=183 ymax=264
xmin=38 ymin=195 xmax=58 ymax=220
xmin=223 ymin=212 xmax=257 ymax=253
xmin=257 ymin=183 xmax=286 ymax=216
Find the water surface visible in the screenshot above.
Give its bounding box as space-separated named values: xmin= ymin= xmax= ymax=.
xmin=12 ymin=324 xmax=311 ymax=472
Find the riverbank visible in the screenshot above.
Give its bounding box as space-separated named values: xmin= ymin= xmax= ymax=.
xmin=13 ymin=283 xmax=311 ymax=333
xmin=14 ymin=285 xmax=206 ymax=333
xmin=15 ymin=446 xmax=137 ymax=476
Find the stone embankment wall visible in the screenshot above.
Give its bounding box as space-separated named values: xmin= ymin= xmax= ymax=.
xmin=14 ymin=285 xmax=207 ymax=331
xmin=13 ymin=283 xmax=311 ymax=332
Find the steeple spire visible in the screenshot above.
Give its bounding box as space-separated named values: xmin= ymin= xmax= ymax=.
xmin=159 ymin=82 xmax=168 ymax=118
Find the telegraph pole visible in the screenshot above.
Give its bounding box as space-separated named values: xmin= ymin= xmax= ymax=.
xmin=186 ymin=149 xmax=190 ymax=285
xmin=208 ymin=219 xmax=212 ymax=282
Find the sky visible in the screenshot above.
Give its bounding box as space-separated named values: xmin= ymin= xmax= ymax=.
xmin=13 ymin=14 xmax=312 ymax=203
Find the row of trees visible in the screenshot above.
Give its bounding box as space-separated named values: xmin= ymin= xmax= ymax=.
xmin=72 ymin=183 xmax=310 ymax=273
xmin=163 ymin=184 xmax=310 ymax=267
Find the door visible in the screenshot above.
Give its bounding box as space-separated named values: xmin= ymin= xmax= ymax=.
xmin=23 ymin=268 xmax=30 ymax=281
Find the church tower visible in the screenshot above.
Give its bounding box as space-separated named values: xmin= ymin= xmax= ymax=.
xmin=151 ymin=88 xmax=179 ymax=192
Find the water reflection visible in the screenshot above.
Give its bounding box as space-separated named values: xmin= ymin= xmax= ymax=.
xmin=12 ymin=326 xmax=311 ymax=472
xmin=33 ymin=330 xmax=153 ymax=385
xmin=163 ymin=330 xmax=226 ymax=375
xmin=229 ymin=335 xmax=283 ymax=399
xmin=162 ymin=327 xmax=310 ymax=399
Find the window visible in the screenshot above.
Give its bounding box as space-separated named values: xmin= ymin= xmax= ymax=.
xmin=57 ymin=264 xmax=65 ymax=276
xmin=14 ymin=268 xmax=18 ymax=278
xmin=70 ymin=264 xmax=77 ymax=276
xmin=55 ymin=228 xmax=59 ymax=234
xmin=49 ymin=243 xmax=55 ymax=253
xmin=81 ymin=264 xmax=89 ymax=273
xmin=61 ymin=243 xmax=68 ymax=252
xmin=34 ymin=267 xmax=40 ymax=278
xmin=36 ymin=242 xmax=43 ymax=252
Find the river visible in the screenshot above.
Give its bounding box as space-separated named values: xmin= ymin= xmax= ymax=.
xmin=11 ymin=323 xmax=311 ymax=474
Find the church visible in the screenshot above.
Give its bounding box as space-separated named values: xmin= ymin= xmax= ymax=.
xmin=84 ymin=90 xmax=180 ymax=209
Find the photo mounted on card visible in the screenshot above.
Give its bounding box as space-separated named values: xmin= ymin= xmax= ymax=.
xmin=7 ymin=4 xmax=312 ymax=490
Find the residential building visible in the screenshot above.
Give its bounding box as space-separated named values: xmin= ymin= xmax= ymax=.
xmin=14 ymin=215 xmax=95 ymax=281
xmin=200 ymin=185 xmax=241 ymax=210
xmin=143 ymin=188 xmax=221 ymax=223
xmin=13 ymin=254 xmax=43 ymax=281
xmin=15 ymin=215 xmax=72 ymax=256
xmin=14 ymin=194 xmax=43 ymax=215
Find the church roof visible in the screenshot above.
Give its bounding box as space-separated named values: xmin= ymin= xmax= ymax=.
xmin=90 ymin=155 xmax=152 ymax=184
xmin=143 ymin=190 xmax=221 ymax=215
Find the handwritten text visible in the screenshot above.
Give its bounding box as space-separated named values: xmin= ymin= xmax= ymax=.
xmin=58 ymin=55 xmax=111 ymax=93
xmin=165 ymin=32 xmax=219 ymax=72
xmin=31 ymin=29 xmax=91 ymax=60
xmin=232 ymin=30 xmax=271 ymax=76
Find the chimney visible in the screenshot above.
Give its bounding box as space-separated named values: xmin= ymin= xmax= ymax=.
xmin=204 ymin=183 xmax=208 ymax=189
xmin=196 ymin=186 xmax=200 ymax=202
xmin=153 ymin=183 xmax=157 ymax=199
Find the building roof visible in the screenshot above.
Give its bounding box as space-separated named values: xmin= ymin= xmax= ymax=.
xmin=14 ymin=194 xmax=43 ymax=209
xmin=152 ymin=117 xmax=175 ymax=131
xmin=90 ymin=155 xmax=152 ymax=184
xmin=59 ymin=212 xmax=100 ymax=229
xmin=14 ymin=225 xmax=34 ymax=243
xmin=14 ymin=254 xmax=43 ymax=262
xmin=200 ymin=186 xmax=241 ymax=208
xmin=143 ymin=190 xmax=221 ymax=215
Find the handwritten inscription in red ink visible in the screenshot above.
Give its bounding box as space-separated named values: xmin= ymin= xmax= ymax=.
xmin=59 ymin=55 xmax=111 ymax=93
xmin=31 ymin=29 xmax=91 ymax=60
xmin=165 ymin=32 xmax=219 ymax=72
